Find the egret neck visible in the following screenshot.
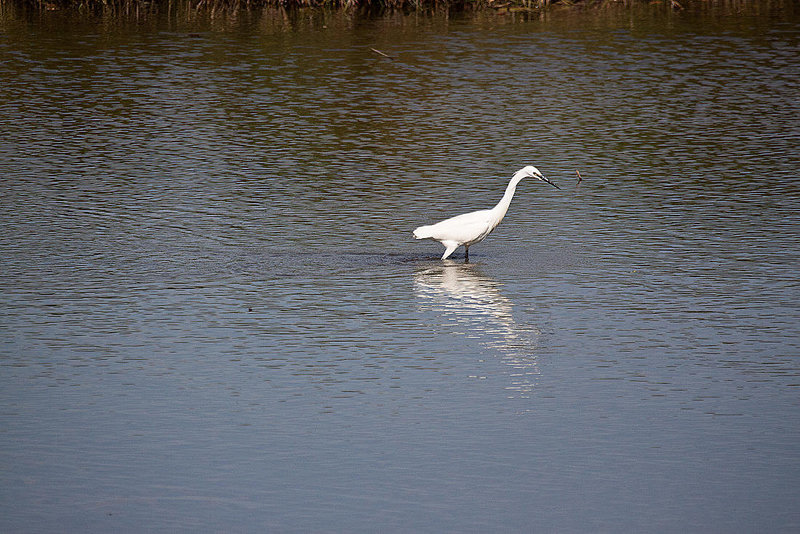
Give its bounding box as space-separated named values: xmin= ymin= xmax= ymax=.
xmin=488 ymin=168 xmax=528 ymax=230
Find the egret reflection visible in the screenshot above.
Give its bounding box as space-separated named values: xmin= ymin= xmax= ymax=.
xmin=414 ymin=260 xmax=540 ymax=396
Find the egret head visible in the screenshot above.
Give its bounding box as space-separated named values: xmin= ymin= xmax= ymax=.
xmin=519 ymin=165 xmax=560 ymax=190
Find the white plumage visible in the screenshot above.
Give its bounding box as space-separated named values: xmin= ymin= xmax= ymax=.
xmin=413 ymin=165 xmax=559 ymax=261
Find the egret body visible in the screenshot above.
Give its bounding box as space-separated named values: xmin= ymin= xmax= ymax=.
xmin=413 ymin=165 xmax=559 ymax=261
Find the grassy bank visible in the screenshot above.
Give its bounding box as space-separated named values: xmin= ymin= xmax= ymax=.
xmin=3 ymin=0 xmax=770 ymax=13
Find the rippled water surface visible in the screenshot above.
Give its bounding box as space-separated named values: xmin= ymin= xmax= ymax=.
xmin=2 ymin=3 xmax=799 ymax=531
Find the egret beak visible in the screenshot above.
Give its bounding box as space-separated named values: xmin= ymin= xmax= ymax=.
xmin=541 ymin=176 xmax=561 ymax=190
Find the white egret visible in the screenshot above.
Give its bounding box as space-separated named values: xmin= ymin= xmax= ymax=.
xmin=413 ymin=165 xmax=560 ymax=261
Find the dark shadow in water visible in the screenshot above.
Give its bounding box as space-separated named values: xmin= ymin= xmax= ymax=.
xmin=413 ymin=259 xmax=540 ymax=397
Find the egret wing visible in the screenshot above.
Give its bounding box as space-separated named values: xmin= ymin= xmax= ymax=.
xmin=424 ymin=209 xmax=494 ymax=244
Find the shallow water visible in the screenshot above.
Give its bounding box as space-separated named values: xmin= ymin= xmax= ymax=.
xmin=1 ymin=3 xmax=800 ymax=531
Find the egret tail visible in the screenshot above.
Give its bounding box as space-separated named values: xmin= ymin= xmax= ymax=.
xmin=413 ymin=225 xmax=434 ymax=240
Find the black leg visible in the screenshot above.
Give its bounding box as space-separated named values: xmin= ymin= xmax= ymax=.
xmin=464 ymin=247 xmax=469 ymax=263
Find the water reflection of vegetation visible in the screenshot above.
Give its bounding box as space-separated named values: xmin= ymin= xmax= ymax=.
xmin=6 ymin=0 xmax=788 ymax=16
xmin=414 ymin=260 xmax=540 ymax=397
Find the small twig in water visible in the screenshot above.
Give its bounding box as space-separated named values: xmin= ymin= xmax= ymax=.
xmin=370 ymin=48 xmax=394 ymax=60
xmin=576 ymin=170 xmax=583 ymax=184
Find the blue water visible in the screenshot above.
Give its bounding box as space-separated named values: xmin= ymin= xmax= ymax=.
xmin=1 ymin=4 xmax=799 ymax=531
